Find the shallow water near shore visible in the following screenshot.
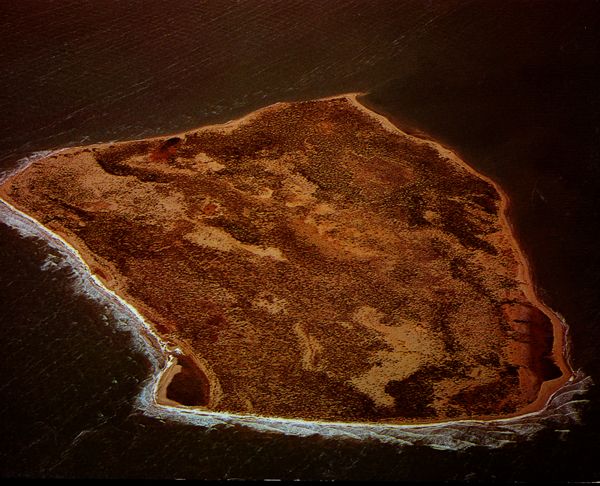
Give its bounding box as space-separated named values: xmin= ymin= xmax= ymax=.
xmin=1 ymin=0 xmax=599 ymax=479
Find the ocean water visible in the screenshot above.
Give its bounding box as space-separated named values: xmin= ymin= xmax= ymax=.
xmin=1 ymin=0 xmax=599 ymax=479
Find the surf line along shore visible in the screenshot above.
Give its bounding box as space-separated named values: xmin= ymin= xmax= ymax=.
xmin=1 ymin=94 xmax=572 ymax=430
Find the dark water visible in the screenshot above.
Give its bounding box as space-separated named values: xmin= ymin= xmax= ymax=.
xmin=1 ymin=0 xmax=599 ymax=479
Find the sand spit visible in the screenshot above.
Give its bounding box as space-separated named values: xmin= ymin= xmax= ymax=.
xmin=0 ymin=94 xmax=590 ymax=448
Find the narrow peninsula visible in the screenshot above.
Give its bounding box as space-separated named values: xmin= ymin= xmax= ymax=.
xmin=0 ymin=94 xmax=571 ymax=424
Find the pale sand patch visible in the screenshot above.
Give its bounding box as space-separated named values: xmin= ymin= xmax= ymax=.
xmin=282 ymin=172 xmax=318 ymax=207
xmin=350 ymin=306 xmax=443 ymax=407
xmin=191 ymin=152 xmax=226 ymax=172
xmin=253 ymin=293 xmax=288 ymax=315
xmin=311 ymin=202 xmax=336 ymax=216
xmin=293 ymin=322 xmax=323 ymax=372
xmin=258 ymin=153 xmax=299 ymax=177
xmin=50 ymin=152 xmax=188 ymax=226
xmin=256 ymin=187 xmax=274 ymax=199
xmin=184 ymin=224 xmax=287 ymax=261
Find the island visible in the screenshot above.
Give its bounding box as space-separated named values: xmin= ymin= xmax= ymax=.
xmin=0 ymin=94 xmax=571 ymax=424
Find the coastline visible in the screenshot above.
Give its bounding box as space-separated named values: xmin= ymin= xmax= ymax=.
xmin=0 ymin=93 xmax=583 ymax=443
xmin=346 ymin=93 xmax=573 ymax=418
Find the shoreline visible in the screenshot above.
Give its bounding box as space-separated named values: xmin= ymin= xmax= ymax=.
xmin=346 ymin=93 xmax=573 ymax=418
xmin=0 ymin=93 xmax=580 ymax=437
